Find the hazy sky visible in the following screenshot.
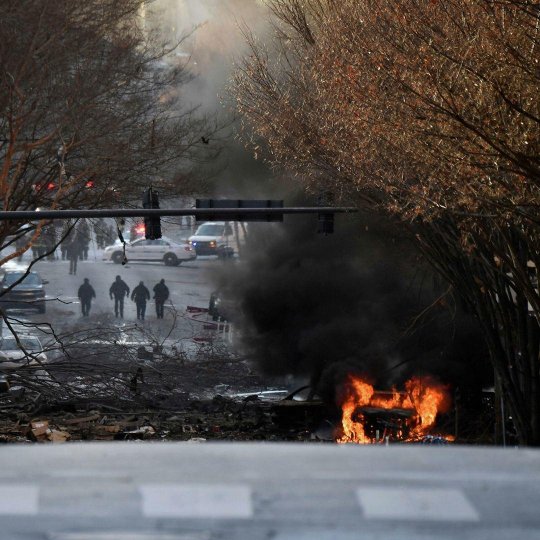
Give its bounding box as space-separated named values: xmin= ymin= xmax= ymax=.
xmin=150 ymin=0 xmax=269 ymax=110
xmin=144 ymin=1 xmax=279 ymax=197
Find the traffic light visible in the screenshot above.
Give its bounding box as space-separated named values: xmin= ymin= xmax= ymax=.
xmin=142 ymin=187 xmax=161 ymax=240
xmin=317 ymin=212 xmax=334 ymax=235
xmin=317 ymin=192 xmax=334 ymax=234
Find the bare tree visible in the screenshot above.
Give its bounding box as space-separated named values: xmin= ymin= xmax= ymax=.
xmin=234 ymin=0 xmax=540 ymax=444
xmin=0 ymin=0 xmax=220 ymax=263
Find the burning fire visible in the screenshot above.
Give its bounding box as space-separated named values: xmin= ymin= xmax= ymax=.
xmin=336 ymin=375 xmax=451 ymax=444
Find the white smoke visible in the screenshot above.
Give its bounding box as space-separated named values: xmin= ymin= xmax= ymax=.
xmin=147 ymin=0 xmax=269 ymax=111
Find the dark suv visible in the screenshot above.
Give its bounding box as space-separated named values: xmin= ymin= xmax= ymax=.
xmin=0 ymin=271 xmax=47 ymax=313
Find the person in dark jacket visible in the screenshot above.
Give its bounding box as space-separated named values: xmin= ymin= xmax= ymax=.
xmin=78 ymin=278 xmax=96 ymax=317
xmin=15 ymin=233 xmax=26 ymax=262
xmin=60 ymin=222 xmax=72 ymax=260
xmin=34 ymin=235 xmax=47 ymax=259
xmin=77 ymin=220 xmax=90 ymax=260
xmin=66 ymin=238 xmax=82 ymax=275
xmin=43 ymin=224 xmax=57 ymax=261
xmin=153 ymin=279 xmax=169 ymax=319
xmin=109 ymin=275 xmax=130 ymax=318
xmin=131 ymin=281 xmax=150 ymax=321
xmin=94 ymin=218 xmax=106 ymax=249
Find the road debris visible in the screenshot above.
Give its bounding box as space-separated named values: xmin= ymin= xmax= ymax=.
xmin=28 ymin=420 xmax=71 ymax=443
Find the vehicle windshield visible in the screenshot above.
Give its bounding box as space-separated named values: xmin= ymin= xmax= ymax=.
xmin=2 ymin=273 xmax=42 ymax=286
xmin=0 ymin=336 xmax=41 ymax=351
xmin=195 ymin=224 xmax=225 ymax=236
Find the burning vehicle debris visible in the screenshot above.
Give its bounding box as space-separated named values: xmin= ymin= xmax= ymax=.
xmin=0 ymin=202 xmax=496 ymax=446
xmin=205 ymin=213 xmax=497 ymax=445
xmin=336 ymin=375 xmax=452 ymax=444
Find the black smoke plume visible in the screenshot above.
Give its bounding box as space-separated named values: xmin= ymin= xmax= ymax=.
xmin=214 ymin=211 xmax=491 ymax=401
xmin=161 ymin=1 xmax=491 ymax=403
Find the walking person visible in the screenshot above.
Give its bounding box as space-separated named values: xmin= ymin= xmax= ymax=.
xmin=44 ymin=224 xmax=57 ymax=261
xmin=77 ymin=220 xmax=90 ymax=261
xmin=66 ymin=237 xmax=81 ymax=275
xmin=35 ymin=235 xmax=47 ymax=259
xmin=60 ymin=222 xmax=73 ymax=260
xmin=78 ymin=278 xmax=96 ymax=317
xmin=153 ymin=279 xmax=169 ymax=319
xmin=94 ymin=218 xmax=105 ymax=249
xmin=109 ymin=275 xmax=130 ymax=318
xmin=131 ymin=281 xmax=150 ymax=321
xmin=15 ymin=233 xmax=26 ymax=262
xmin=105 ymin=224 xmax=115 ymax=246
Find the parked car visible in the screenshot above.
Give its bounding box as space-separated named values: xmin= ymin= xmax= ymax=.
xmin=0 ymin=334 xmax=48 ymax=371
xmin=0 ymin=271 xmax=47 ymax=313
xmin=188 ymin=222 xmax=236 ymax=256
xmin=102 ymin=236 xmax=196 ymax=266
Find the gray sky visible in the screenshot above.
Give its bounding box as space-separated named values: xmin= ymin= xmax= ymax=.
xmin=149 ymin=0 xmax=269 ymax=111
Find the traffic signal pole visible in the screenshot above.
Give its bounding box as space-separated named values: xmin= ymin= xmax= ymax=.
xmin=0 ymin=207 xmax=357 ymax=221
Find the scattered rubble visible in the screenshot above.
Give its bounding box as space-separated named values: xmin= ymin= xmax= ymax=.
xmin=0 ymin=332 xmax=469 ymax=444
xmin=28 ymin=420 xmax=71 ymax=443
xmin=0 ymin=394 xmax=322 ymax=443
xmin=0 ymin=348 xmax=323 ymax=443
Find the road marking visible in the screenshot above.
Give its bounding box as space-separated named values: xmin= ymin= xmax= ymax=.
xmin=356 ymin=487 xmax=479 ymax=522
xmin=0 ymin=485 xmax=39 ymax=515
xmin=139 ymin=484 xmax=253 ymax=519
xmin=49 ymin=534 xmax=209 ymax=540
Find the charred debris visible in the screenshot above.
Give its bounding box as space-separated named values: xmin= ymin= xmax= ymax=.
xmin=0 ymin=334 xmax=493 ymax=444
xmin=0 ymin=213 xmax=499 ymax=445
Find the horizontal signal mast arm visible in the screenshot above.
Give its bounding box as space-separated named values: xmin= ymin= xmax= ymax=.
xmin=0 ymin=207 xmax=358 ymax=221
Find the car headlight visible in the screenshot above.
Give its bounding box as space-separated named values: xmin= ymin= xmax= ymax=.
xmin=209 ymin=241 xmax=216 ymax=247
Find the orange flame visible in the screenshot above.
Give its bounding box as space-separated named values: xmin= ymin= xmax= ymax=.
xmin=406 ymin=376 xmax=451 ymax=438
xmin=336 ymin=375 xmax=450 ymax=444
xmin=336 ymin=378 xmax=374 ymax=444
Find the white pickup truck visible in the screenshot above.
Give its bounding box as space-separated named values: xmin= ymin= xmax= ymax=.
xmin=188 ymin=222 xmax=241 ymax=257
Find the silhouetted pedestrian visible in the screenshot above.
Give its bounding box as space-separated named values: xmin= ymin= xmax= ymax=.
xmin=66 ymin=238 xmax=81 ymax=275
xmin=131 ymin=281 xmax=150 ymax=321
xmin=153 ymin=279 xmax=169 ymax=319
xmin=43 ymin=224 xmax=57 ymax=261
xmin=34 ymin=234 xmax=47 ymax=259
xmin=94 ymin=218 xmax=106 ymax=249
xmin=15 ymin=233 xmax=26 ymax=262
xmin=60 ymin=222 xmax=74 ymax=260
xmin=105 ymin=224 xmax=115 ymax=246
xmin=109 ymin=275 xmax=130 ymax=318
xmin=78 ymin=278 xmax=96 ymax=317
xmin=77 ymin=220 xmax=90 ymax=260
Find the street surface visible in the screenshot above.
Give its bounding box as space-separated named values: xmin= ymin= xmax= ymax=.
xmin=2 ymin=242 xmax=225 ymax=344
xmin=0 ymin=443 xmax=538 ymax=539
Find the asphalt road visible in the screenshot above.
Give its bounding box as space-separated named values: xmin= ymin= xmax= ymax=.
xmin=0 ymin=443 xmax=539 ymax=539
xmin=3 ymin=245 xmax=225 ymax=343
